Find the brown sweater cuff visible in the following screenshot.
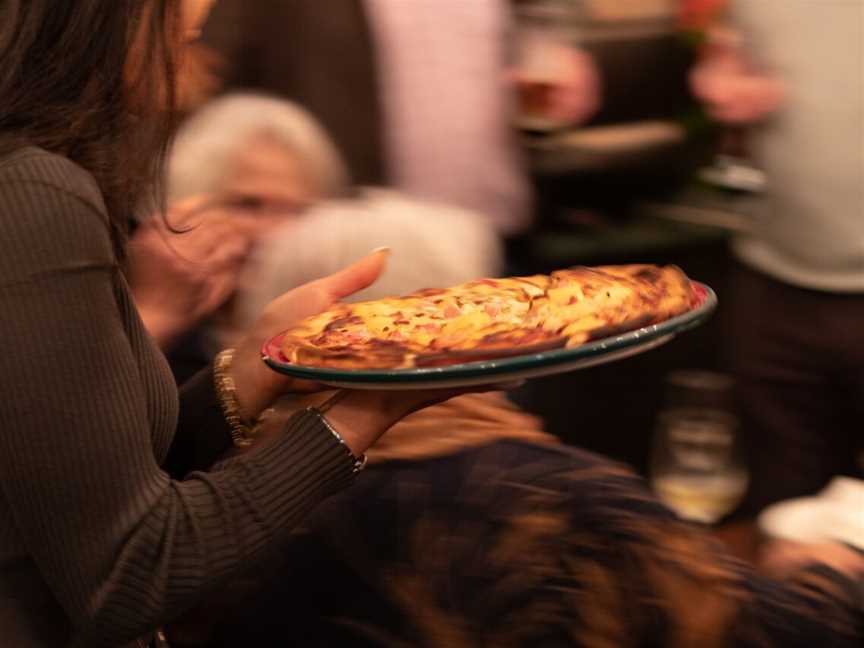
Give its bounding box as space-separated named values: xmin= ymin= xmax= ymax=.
xmin=216 ymin=407 xmax=358 ymax=501
xmin=164 ymin=364 xmax=234 ymax=478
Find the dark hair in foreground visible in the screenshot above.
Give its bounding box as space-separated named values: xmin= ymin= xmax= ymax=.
xmin=0 ymin=1 xmax=182 ymax=251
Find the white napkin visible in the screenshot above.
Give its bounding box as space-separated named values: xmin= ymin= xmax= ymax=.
xmin=758 ymin=476 xmax=864 ymax=549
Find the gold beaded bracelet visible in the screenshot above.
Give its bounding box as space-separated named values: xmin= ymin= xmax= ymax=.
xmin=213 ymin=349 xmax=257 ymax=448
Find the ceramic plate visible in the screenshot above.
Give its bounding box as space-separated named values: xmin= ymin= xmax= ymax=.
xmin=261 ymin=282 xmax=717 ymax=390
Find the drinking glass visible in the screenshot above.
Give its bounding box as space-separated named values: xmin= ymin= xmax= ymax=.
xmin=513 ymin=0 xmax=584 ymax=135
xmin=695 ymin=27 xmax=774 ymax=194
xmin=650 ymin=370 xmax=748 ymax=525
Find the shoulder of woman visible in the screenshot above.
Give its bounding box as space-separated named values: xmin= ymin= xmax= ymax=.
xmin=0 ymin=146 xmax=108 ymax=217
xmin=0 ymin=147 xmax=116 ymax=284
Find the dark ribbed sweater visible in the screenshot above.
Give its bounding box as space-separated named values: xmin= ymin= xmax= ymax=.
xmin=0 ymin=148 xmax=356 ymax=647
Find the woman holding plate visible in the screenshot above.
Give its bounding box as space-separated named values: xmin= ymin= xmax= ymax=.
xmin=0 ymin=2 xmax=481 ymax=646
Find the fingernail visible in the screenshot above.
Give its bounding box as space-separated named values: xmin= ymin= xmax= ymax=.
xmin=371 ymin=246 xmax=391 ymax=256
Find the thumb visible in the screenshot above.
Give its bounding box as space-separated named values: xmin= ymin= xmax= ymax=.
xmin=257 ymin=247 xmax=391 ymax=327
xmin=315 ymin=247 xmax=390 ymax=303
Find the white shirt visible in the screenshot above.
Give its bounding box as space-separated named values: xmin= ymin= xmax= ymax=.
xmin=366 ymin=0 xmax=532 ymax=235
xmin=732 ymin=0 xmax=864 ymax=292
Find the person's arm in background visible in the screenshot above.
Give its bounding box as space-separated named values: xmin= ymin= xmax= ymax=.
xmin=129 ymin=207 xmax=245 ymax=351
xmin=689 ymin=21 xmax=785 ymax=125
xmin=128 ymin=198 xmax=286 ymax=477
xmin=504 ymin=0 xmax=603 ymax=128
xmin=509 ymin=46 xmax=604 ymax=127
xmin=128 ymin=198 xmax=289 ymax=351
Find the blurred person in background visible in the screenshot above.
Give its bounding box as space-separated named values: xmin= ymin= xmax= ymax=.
xmin=0 ymin=2 xmax=496 ymax=645
xmin=146 ymin=92 xmax=502 ymax=384
xmin=122 ymin=35 xmax=272 ymax=352
xmin=166 ymin=94 xmax=350 ymax=206
xmin=129 ymin=93 xmax=351 ymax=375
xmin=690 ymin=0 xmax=864 ymax=514
xmin=201 ymin=0 xmax=601 ymax=238
xmin=168 ymin=217 xmax=864 ymax=648
xmin=127 ymin=197 xmax=278 ymax=352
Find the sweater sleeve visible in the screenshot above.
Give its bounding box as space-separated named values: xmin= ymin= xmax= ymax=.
xmin=164 ymin=366 xmax=235 ymax=478
xmin=0 ymin=153 xmax=357 ymax=646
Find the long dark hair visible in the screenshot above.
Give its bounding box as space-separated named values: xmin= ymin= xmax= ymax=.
xmin=0 ymin=1 xmax=183 ymax=251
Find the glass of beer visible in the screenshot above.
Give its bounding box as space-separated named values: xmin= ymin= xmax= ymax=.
xmin=650 ymin=370 xmax=748 ymax=525
xmin=513 ymin=0 xmax=583 ymax=135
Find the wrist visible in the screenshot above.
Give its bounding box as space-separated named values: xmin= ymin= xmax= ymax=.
xmin=230 ymin=335 xmax=287 ymax=421
xmin=305 ymin=393 xmax=367 ymax=472
xmin=233 ymin=361 xmax=280 ymax=421
xmin=321 ymin=391 xmax=400 ymax=457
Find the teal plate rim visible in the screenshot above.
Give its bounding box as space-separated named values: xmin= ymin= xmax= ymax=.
xmin=261 ymin=282 xmax=717 ymax=384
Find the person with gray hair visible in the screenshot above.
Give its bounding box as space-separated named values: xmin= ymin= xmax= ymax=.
xmin=167 ymin=92 xmax=350 ymax=205
xmin=141 ymin=92 xmax=503 ymax=382
xmin=129 ymin=93 xmax=352 ymax=356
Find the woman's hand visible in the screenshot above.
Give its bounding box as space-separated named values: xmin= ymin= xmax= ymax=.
xmin=128 ymin=196 xmax=280 ymax=349
xmin=321 ymin=384 xmax=520 ymax=457
xmin=229 ymin=249 xmax=521 ymax=455
xmin=229 ymin=383 xmax=524 ymax=461
xmin=229 ymin=249 xmax=391 ymax=421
